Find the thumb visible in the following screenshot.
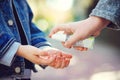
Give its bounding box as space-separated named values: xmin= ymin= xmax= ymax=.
xmin=37 ymin=50 xmax=49 ymax=56
xmin=39 ymin=54 xmax=56 ymax=65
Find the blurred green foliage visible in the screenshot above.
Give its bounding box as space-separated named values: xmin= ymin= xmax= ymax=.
xmin=27 ymin=0 xmax=97 ymax=34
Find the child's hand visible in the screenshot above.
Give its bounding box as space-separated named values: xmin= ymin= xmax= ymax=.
xmin=49 ymin=16 xmax=110 ymax=49
xmin=16 ymin=45 xmax=56 ymax=65
xmin=43 ymin=47 xmax=72 ymax=69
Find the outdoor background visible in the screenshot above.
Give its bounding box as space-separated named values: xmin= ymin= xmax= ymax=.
xmin=27 ymin=0 xmax=120 ymax=80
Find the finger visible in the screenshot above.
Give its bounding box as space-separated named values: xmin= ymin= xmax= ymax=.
xmin=49 ymin=25 xmax=66 ymax=38
xmin=80 ymin=48 xmax=85 ymax=51
xmin=49 ymin=62 xmax=56 ymax=67
xmin=64 ymin=32 xmax=84 ymax=48
xmin=60 ymin=57 xmax=70 ymax=68
xmin=73 ymin=46 xmax=83 ymax=49
xmin=92 ymin=30 xmax=101 ymax=37
xmin=81 ymin=47 xmax=88 ymax=51
xmin=49 ymin=56 xmax=61 ymax=68
xmin=83 ymin=47 xmax=88 ymax=51
xmin=61 ymin=52 xmax=72 ymax=58
xmin=39 ymin=55 xmax=56 ymax=65
xmin=49 ymin=50 xmax=63 ymax=58
xmin=62 ymin=42 xmax=65 ymax=45
xmin=55 ymin=51 xmax=63 ymax=57
xmin=64 ymin=59 xmax=70 ymax=68
xmin=54 ymin=57 xmax=62 ymax=69
xmin=60 ymin=58 xmax=66 ymax=68
xmin=38 ymin=50 xmax=57 ymax=57
xmin=62 ymin=42 xmax=73 ymax=49
xmin=37 ymin=50 xmax=49 ymax=56
xmin=75 ymin=47 xmax=83 ymax=51
xmin=74 ymin=46 xmax=88 ymax=51
xmin=48 ymin=58 xmax=57 ymax=67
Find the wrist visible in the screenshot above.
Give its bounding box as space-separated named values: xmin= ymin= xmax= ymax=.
xmin=89 ymin=16 xmax=110 ymax=27
xmin=16 ymin=45 xmax=25 ymax=57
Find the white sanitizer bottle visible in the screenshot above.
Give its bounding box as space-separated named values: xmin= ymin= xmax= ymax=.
xmin=51 ymin=31 xmax=95 ymax=49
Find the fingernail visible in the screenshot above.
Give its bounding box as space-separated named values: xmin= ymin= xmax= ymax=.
xmin=64 ymin=43 xmax=71 ymax=48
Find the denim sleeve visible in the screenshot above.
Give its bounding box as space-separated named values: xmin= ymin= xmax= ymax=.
xmin=90 ymin=0 xmax=120 ymax=30
xmin=25 ymin=1 xmax=51 ymax=48
xmin=0 ymin=42 xmax=20 ymax=66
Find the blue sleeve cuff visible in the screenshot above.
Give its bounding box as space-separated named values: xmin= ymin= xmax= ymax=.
xmin=0 ymin=42 xmax=21 ymax=66
xmin=39 ymin=46 xmax=52 ymax=50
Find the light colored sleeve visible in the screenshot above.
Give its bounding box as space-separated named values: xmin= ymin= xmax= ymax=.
xmin=0 ymin=42 xmax=21 ymax=66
